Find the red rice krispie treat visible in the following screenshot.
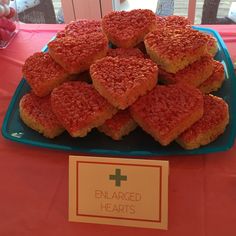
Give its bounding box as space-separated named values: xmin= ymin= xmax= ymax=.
xmin=176 ymin=94 xmax=229 ymax=149
xmin=102 ymin=9 xmax=157 ymax=48
xmin=158 ymin=55 xmax=214 ymax=87
xmin=19 ymin=93 xmax=64 ymax=138
xmin=48 ymin=32 xmax=108 ymax=74
xmin=144 ymin=28 xmax=208 ymax=73
xmin=130 ymin=83 xmax=204 ymax=146
xmin=206 ymin=34 xmax=218 ymax=57
xmin=90 ymin=56 xmax=158 ymax=110
xmin=107 ymin=48 xmax=144 ymax=58
xmin=198 ymin=60 xmax=225 ymax=93
xmin=156 ymin=15 xmax=191 ymax=29
xmin=22 ymin=52 xmax=69 ymax=97
xmin=98 ymin=109 xmax=137 ymax=140
xmin=51 ymin=81 xmax=117 ymax=137
xmin=56 ymin=19 xmax=102 ymax=38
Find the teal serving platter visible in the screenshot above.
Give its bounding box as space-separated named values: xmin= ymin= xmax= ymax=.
xmin=2 ymin=26 xmax=236 ymax=156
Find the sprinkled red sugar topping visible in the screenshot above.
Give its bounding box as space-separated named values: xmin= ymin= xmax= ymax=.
xmin=101 ymin=109 xmax=133 ymax=132
xmin=49 ymin=32 xmax=108 ymax=62
xmin=179 ymin=95 xmax=228 ymax=142
xmin=145 ymin=28 xmax=208 ymax=59
xmin=20 ymin=93 xmax=62 ymax=129
xmin=198 ymin=60 xmax=224 ymax=91
xmin=90 ymin=56 xmax=157 ymax=94
xmin=22 ymin=52 xmax=67 ymax=87
xmin=102 ymin=9 xmax=156 ymax=41
xmin=107 ymin=48 xmax=144 ymax=58
xmin=130 ymin=83 xmax=203 ymax=137
xmin=51 ymin=81 xmax=115 ymax=134
xmin=57 ymin=19 xmax=102 ymax=38
xmin=156 ymin=15 xmax=191 ymax=29
xmin=160 ymin=55 xmax=214 ymax=84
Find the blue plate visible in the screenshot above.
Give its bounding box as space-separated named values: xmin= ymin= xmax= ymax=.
xmin=2 ymin=26 xmax=236 ymax=156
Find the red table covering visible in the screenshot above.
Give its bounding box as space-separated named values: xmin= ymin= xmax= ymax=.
xmin=0 ymin=24 xmax=236 ymax=236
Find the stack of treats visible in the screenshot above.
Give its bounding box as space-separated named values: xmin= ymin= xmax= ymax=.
xmin=19 ymin=10 xmax=229 ymax=150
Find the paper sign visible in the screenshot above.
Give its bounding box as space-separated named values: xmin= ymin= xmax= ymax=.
xmin=69 ymin=156 xmax=169 ymax=229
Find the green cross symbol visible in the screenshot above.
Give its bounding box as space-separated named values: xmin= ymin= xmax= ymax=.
xmin=109 ymin=168 xmax=127 ymax=187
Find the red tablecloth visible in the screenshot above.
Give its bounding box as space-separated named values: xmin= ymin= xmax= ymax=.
xmin=0 ymin=24 xmax=236 ymax=236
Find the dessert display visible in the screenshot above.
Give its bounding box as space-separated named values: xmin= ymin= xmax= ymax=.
xmin=18 ymin=11 xmax=229 ymax=150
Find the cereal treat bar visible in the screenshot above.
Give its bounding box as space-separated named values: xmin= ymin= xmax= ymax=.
xmin=51 ymin=81 xmax=117 ymax=137
xmin=98 ymin=109 xmax=137 ymax=140
xmin=144 ymin=28 xmax=208 ymax=73
xmin=158 ymin=55 xmax=214 ymax=87
xmin=102 ymin=9 xmax=157 ymax=48
xmin=130 ymin=83 xmax=204 ymax=146
xmin=198 ymin=60 xmax=225 ymax=93
xmin=177 ymin=94 xmax=229 ymax=149
xmin=19 ymin=92 xmax=64 ymax=138
xmin=22 ymin=52 xmax=69 ymax=97
xmin=90 ymin=56 xmax=158 ymax=109
xmin=48 ymin=32 xmax=108 ymax=74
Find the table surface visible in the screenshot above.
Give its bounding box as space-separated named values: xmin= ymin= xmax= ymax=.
xmin=0 ymin=24 xmax=236 ymax=236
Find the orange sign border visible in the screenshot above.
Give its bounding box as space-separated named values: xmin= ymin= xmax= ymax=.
xmin=76 ymin=161 xmax=163 ymax=223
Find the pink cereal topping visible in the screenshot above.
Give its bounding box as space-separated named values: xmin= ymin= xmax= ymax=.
xmin=22 ymin=52 xmax=67 ymax=89
xmin=48 ymin=32 xmax=108 ymax=63
xmin=90 ymin=56 xmax=158 ymax=95
xmin=130 ymin=83 xmax=203 ymax=136
xmin=20 ymin=93 xmax=62 ymax=129
xmin=145 ymin=28 xmax=208 ymax=59
xmin=102 ymin=9 xmax=156 ymax=41
xmin=51 ymin=81 xmax=114 ymax=132
xmin=179 ymin=94 xmax=228 ymax=142
xmin=102 ymin=109 xmax=133 ymax=132
xmin=156 ymin=15 xmax=191 ymax=29
xmin=57 ymin=19 xmax=102 ymax=38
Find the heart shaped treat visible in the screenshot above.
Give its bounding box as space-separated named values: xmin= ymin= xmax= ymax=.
xmin=22 ymin=52 xmax=69 ymax=97
xmin=102 ymin=9 xmax=157 ymax=48
xmin=51 ymin=81 xmax=117 ymax=137
xmin=144 ymin=28 xmax=209 ymax=73
xmin=98 ymin=109 xmax=137 ymax=140
xmin=177 ymin=94 xmax=229 ymax=150
xmin=90 ymin=56 xmax=158 ymax=110
xmin=56 ymin=19 xmax=102 ymax=39
xmin=19 ymin=92 xmax=64 ymax=139
xmin=130 ymin=83 xmax=204 ymax=146
xmin=48 ymin=32 xmax=108 ymax=74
